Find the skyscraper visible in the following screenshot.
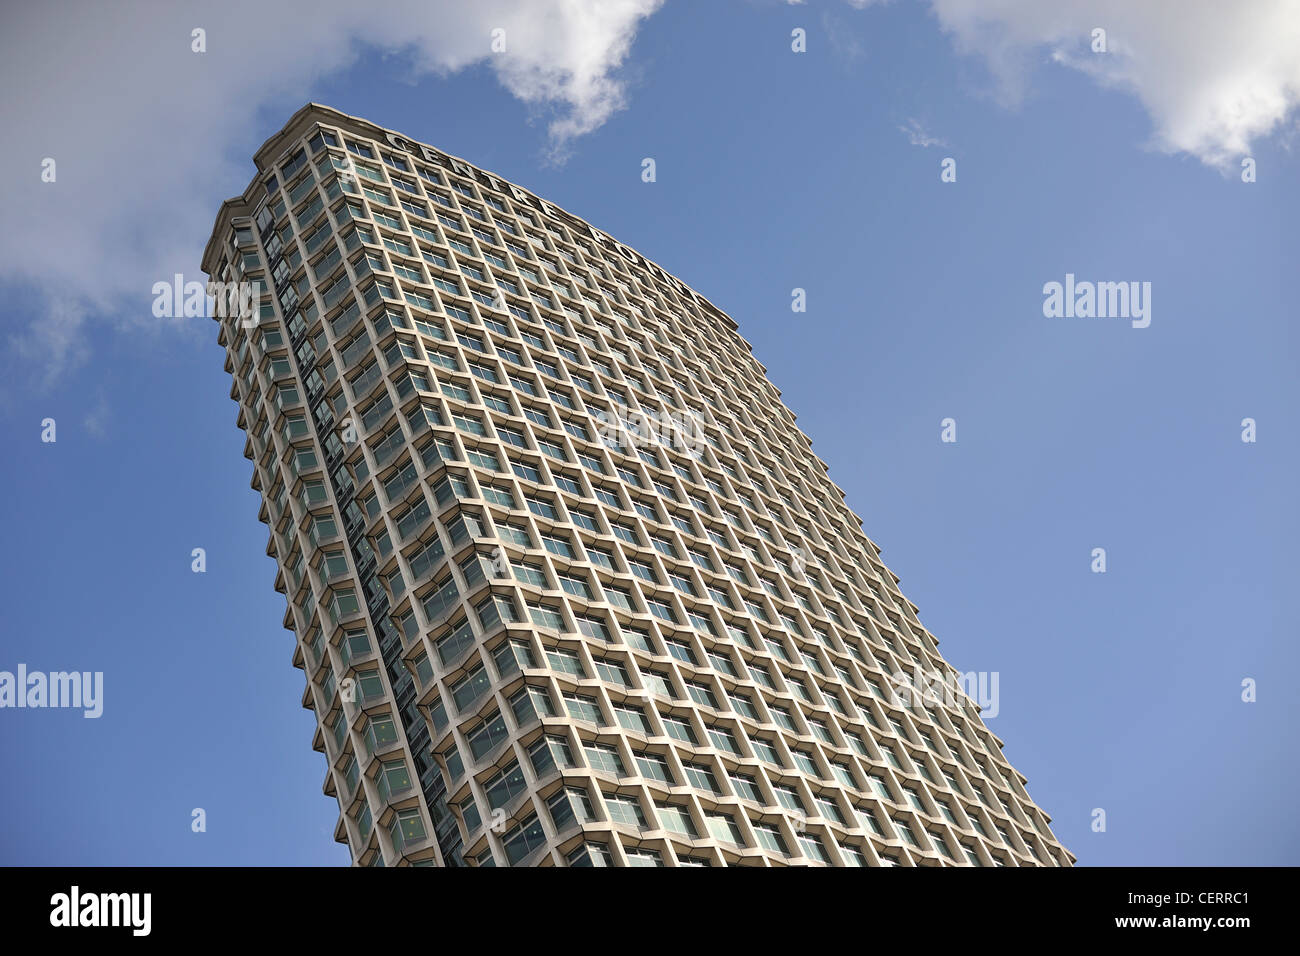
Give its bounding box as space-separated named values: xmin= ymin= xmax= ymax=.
xmin=203 ymin=104 xmax=1072 ymax=867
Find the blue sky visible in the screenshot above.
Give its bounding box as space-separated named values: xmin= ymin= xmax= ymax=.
xmin=1 ymin=0 xmax=1296 ymax=866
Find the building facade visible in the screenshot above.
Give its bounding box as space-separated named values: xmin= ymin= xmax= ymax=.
xmin=202 ymin=104 xmax=1073 ymax=867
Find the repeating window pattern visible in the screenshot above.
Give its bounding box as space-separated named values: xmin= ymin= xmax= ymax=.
xmin=205 ymin=105 xmax=1072 ymax=869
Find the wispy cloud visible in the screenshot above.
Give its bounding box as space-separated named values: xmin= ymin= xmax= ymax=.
xmin=822 ymin=10 xmax=866 ymax=61
xmin=899 ymin=118 xmax=948 ymax=148
xmin=0 ymin=0 xmax=664 ymax=389
xmin=83 ymin=391 xmax=110 ymax=439
xmin=8 ymin=292 xmax=91 ymax=392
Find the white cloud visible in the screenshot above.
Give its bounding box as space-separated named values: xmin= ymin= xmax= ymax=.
xmin=0 ymin=0 xmax=663 ymax=387
xmin=900 ymin=118 xmax=948 ymax=148
xmin=924 ymin=0 xmax=1300 ymax=169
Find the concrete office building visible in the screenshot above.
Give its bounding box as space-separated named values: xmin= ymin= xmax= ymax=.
xmin=203 ymin=104 xmax=1073 ymax=867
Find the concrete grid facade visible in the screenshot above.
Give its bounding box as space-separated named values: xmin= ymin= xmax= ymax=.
xmin=203 ymin=103 xmax=1073 ymax=868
